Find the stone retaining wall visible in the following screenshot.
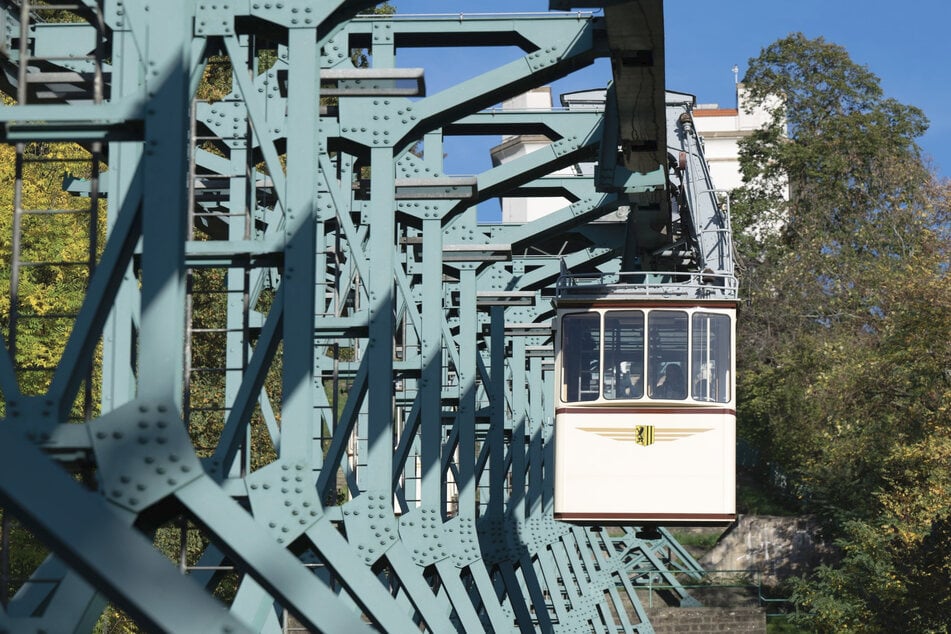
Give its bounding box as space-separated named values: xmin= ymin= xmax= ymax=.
xmin=701 ymin=514 xmax=835 ymax=584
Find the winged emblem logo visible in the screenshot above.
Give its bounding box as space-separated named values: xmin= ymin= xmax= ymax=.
xmin=578 ymin=426 xmax=713 ymax=447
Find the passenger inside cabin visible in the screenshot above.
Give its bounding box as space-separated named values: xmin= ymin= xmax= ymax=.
xmin=618 ymin=360 xmax=643 ymax=398
xmin=652 ymin=363 xmax=685 ymax=399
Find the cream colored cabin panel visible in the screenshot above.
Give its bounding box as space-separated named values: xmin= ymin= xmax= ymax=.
xmin=554 ymin=409 xmax=735 ymax=522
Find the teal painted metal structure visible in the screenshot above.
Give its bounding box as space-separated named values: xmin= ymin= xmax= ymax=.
xmin=0 ymin=1 xmax=721 ymax=631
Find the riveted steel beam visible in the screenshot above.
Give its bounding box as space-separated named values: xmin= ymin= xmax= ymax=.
xmin=0 ymin=2 xmax=714 ymax=631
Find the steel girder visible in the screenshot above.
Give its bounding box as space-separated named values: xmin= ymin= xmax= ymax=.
xmin=0 ymin=2 xmax=709 ymax=632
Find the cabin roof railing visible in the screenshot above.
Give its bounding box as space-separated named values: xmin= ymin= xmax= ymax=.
xmin=555 ymin=271 xmax=739 ymax=302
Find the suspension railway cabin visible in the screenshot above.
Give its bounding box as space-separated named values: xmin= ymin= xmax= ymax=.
xmin=553 ymin=272 xmax=737 ymax=525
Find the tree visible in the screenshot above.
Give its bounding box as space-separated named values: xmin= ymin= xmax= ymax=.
xmin=732 ymin=33 xmax=951 ymax=631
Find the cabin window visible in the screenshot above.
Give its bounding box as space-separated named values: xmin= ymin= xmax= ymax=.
xmin=561 ymin=313 xmax=601 ymax=402
xmin=647 ymin=311 xmax=688 ymax=400
xmin=691 ymin=312 xmax=731 ymax=403
xmin=603 ymin=310 xmax=645 ymax=399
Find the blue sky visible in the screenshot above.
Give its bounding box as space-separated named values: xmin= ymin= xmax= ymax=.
xmin=391 ymin=1 xmax=951 ymax=216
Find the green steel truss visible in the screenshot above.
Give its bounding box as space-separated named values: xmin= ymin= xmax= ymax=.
xmin=0 ymin=1 xmax=712 ymax=632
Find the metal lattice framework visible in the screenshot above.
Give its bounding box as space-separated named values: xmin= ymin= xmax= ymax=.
xmin=0 ymin=1 xmax=718 ymax=632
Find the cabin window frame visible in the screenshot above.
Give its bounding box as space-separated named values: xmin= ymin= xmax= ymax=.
xmin=647 ymin=310 xmax=689 ymax=400
xmin=690 ymin=312 xmax=732 ymax=403
xmin=559 ymin=312 xmax=602 ymax=402
xmin=557 ymin=307 xmax=734 ymax=404
xmin=603 ymin=310 xmax=646 ymax=400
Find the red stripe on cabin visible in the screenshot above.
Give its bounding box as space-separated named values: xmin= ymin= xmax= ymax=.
xmin=556 ymin=300 xmax=738 ymax=309
xmin=554 ymin=512 xmax=736 ymax=521
xmin=555 ymin=406 xmax=736 ymax=416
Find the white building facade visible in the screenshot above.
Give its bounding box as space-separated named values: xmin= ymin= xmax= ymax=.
xmin=691 ymin=84 xmax=772 ymax=192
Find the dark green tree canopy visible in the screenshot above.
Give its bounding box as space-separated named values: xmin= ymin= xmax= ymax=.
xmin=731 ymin=32 xmax=950 ymax=633
xmin=736 ymin=33 xmax=930 ymax=250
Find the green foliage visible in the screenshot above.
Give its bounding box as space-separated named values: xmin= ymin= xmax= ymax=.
xmin=766 ymin=618 xmax=812 ymax=634
xmin=361 ymin=2 xmax=395 ymax=15
xmin=789 ymin=513 xmax=951 ymax=633
xmin=733 ymin=33 xmax=951 ymax=631
xmin=736 ymin=470 xmax=799 ymax=516
xmin=197 ymin=55 xmax=233 ymax=102
xmin=0 ymin=141 xmax=104 ymax=398
xmin=735 ymin=34 xmax=929 ymax=252
xmin=667 ymin=528 xmax=722 ymax=551
xmin=0 ymin=510 xmax=49 ymax=601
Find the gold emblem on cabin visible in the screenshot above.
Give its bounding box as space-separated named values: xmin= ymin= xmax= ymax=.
xmin=635 ymin=425 xmax=654 ymax=446
xmin=579 ymin=426 xmax=713 ymax=446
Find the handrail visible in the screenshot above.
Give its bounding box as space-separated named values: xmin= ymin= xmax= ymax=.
xmin=555 ymin=270 xmax=739 ymax=301
xmin=353 ymin=11 xmax=598 ymax=21
xmin=635 ymin=568 xmax=794 ymax=616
